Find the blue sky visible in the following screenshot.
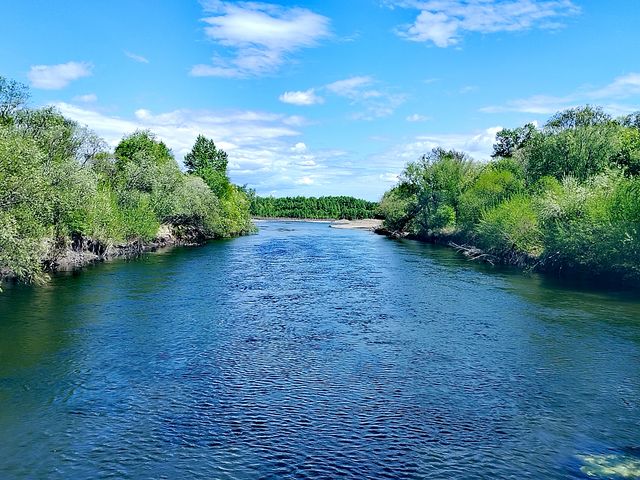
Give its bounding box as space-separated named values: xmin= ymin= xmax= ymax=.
xmin=1 ymin=0 xmax=639 ymax=200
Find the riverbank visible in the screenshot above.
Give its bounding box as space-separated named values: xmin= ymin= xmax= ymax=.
xmin=330 ymin=219 xmax=383 ymax=230
xmin=252 ymin=217 xmax=332 ymax=223
xmin=0 ymin=224 xmax=215 ymax=286
xmin=253 ymin=217 xmax=383 ymax=230
xmin=374 ymin=226 xmax=640 ymax=289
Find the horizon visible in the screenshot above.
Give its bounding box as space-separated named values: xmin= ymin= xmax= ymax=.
xmin=2 ymin=0 xmax=639 ymax=201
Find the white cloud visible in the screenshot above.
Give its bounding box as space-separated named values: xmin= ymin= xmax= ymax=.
xmin=481 ymin=72 xmax=640 ymax=115
xmin=73 ymin=93 xmax=98 ymax=103
xmin=291 ymin=142 xmax=308 ymax=152
xmin=191 ymin=1 xmax=330 ymax=78
xmin=53 ymin=103 xmax=300 ymax=158
xmin=411 ymin=126 xmax=502 ymax=159
xmin=50 ymin=101 xmax=371 ymax=197
xmin=279 ymin=89 xmax=324 ymax=105
xmin=372 ymin=126 xmax=502 ymax=177
xmin=380 ymin=172 xmax=400 ymax=183
xmin=278 ymin=75 xmax=406 ymax=119
xmin=459 ymin=85 xmax=478 ymax=94
xmin=295 ymin=176 xmax=314 ymax=185
xmin=588 ymin=73 xmax=640 ymax=99
xmin=28 ymin=61 xmax=92 ymax=90
xmin=406 ymin=113 xmax=430 ymax=122
xmin=325 ymin=76 xmax=374 ymax=97
xmin=125 ymin=51 xmax=150 ymax=64
xmin=388 ymin=0 xmax=580 ymax=47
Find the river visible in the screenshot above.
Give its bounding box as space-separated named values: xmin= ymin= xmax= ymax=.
xmin=1 ymin=221 xmax=639 ymax=479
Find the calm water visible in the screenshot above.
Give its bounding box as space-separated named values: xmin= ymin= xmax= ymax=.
xmin=1 ymin=221 xmax=639 ymax=479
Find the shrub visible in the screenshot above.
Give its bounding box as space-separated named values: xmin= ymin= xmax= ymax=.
xmin=475 ymin=195 xmax=542 ymax=256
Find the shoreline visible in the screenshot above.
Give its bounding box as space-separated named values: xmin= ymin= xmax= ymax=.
xmin=252 ymin=217 xmax=332 ymax=223
xmin=1 ymin=226 xmax=224 ymax=287
xmin=252 ymin=217 xmax=383 ymax=231
xmin=374 ymin=226 xmax=640 ymax=289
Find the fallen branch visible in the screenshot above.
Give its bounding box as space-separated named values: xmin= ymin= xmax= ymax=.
xmin=448 ymin=242 xmax=497 ymax=265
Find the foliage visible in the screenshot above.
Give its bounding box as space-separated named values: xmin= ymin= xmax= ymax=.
xmin=251 ymin=195 xmax=379 ymax=220
xmin=458 ymin=164 xmax=524 ymax=228
xmin=538 ymin=173 xmax=640 ymax=279
xmin=378 ymin=184 xmax=417 ymax=232
xmin=475 ymin=195 xmax=542 ymax=256
xmin=184 ymin=135 xmax=228 ymax=174
xmin=0 ymin=77 xmax=29 ymax=124
xmin=114 ymin=130 xmax=173 ymax=169
xmin=0 ymin=75 xmax=252 ymax=286
xmin=492 ymin=123 xmax=537 ymax=158
xmin=398 ymin=148 xmax=477 ymax=236
xmin=380 ymin=105 xmax=640 ymax=282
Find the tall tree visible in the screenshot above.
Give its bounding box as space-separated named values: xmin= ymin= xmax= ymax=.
xmin=0 ymin=76 xmax=29 ymax=124
xmin=184 ymin=135 xmax=228 ymax=174
xmin=492 ymin=123 xmax=537 ymax=158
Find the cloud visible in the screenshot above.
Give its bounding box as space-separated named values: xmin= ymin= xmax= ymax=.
xmin=50 ymin=101 xmax=371 ymax=197
xmin=54 ymin=102 xmax=300 ymax=157
xmin=406 ymin=113 xmax=430 ymax=122
xmin=73 ymin=93 xmax=98 ymax=103
xmin=125 ymin=51 xmax=150 ymax=64
xmin=325 ymin=76 xmax=374 ymax=97
xmin=588 ymin=72 xmax=640 ymax=99
xmin=371 ymin=126 xmax=502 ymax=178
xmin=279 ymin=89 xmax=324 ymax=105
xmin=291 ymin=142 xmax=308 ymax=152
xmin=295 ymin=176 xmax=314 ymax=185
xmin=277 ymin=75 xmax=406 ymax=119
xmin=191 ymin=1 xmax=330 ymax=78
xmin=387 ymin=0 xmax=579 ymax=47
xmin=409 ymin=126 xmax=502 ymax=159
xmin=379 ymin=172 xmax=400 ymax=183
xmin=481 ymin=72 xmax=640 ymax=115
xmin=28 ymin=61 xmax=92 ymax=89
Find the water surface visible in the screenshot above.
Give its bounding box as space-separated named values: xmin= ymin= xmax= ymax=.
xmin=1 ymin=221 xmax=639 ymax=479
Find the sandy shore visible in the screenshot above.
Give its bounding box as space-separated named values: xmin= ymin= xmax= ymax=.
xmin=252 ymin=217 xmax=332 ymax=223
xmin=329 ymin=219 xmax=383 ymax=230
xmin=252 ymin=217 xmax=383 ymax=230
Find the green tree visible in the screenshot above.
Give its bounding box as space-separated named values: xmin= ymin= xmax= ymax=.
xmin=184 ymin=135 xmax=228 ymax=174
xmin=0 ymin=76 xmax=29 ymax=124
xmin=114 ymin=130 xmax=173 ymax=168
xmin=492 ymin=123 xmax=537 ymax=158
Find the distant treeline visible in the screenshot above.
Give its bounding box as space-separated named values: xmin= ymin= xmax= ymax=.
xmin=379 ymin=106 xmax=640 ymax=283
xmin=250 ymin=195 xmax=379 ymax=220
xmin=0 ymin=75 xmax=253 ymax=285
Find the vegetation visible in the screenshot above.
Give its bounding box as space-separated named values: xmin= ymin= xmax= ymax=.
xmin=250 ymin=195 xmax=379 ymax=220
xmin=379 ymin=106 xmax=640 ymax=283
xmin=0 ymin=76 xmax=253 ymax=286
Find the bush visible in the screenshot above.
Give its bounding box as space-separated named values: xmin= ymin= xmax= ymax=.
xmin=458 ymin=166 xmax=524 ymax=229
xmin=538 ymin=172 xmax=640 ymax=278
xmin=475 ymin=195 xmax=542 ymax=256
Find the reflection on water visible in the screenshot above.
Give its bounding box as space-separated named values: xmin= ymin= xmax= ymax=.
xmin=0 ymin=221 xmax=639 ymax=479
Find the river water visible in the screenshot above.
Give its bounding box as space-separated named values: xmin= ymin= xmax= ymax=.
xmin=0 ymin=221 xmax=639 ymax=479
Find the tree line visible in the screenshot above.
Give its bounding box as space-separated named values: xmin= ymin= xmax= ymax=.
xmin=250 ymin=195 xmax=379 ymax=220
xmin=0 ymin=76 xmax=253 ymax=285
xmin=379 ymin=106 xmax=640 ymax=282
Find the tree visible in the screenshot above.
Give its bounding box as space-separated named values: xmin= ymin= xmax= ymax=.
xmin=74 ymin=126 xmax=108 ymax=166
xmin=184 ymin=135 xmax=228 ymax=174
xmin=401 ymin=148 xmax=478 ymax=234
xmin=13 ymin=107 xmax=79 ymax=164
xmin=0 ymin=76 xmax=29 ymax=124
xmin=620 ymin=112 xmax=640 ymax=130
xmin=492 ymin=123 xmax=537 ymax=158
xmin=543 ymin=105 xmax=612 ymax=134
xmin=114 ymin=130 xmax=173 ymax=168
